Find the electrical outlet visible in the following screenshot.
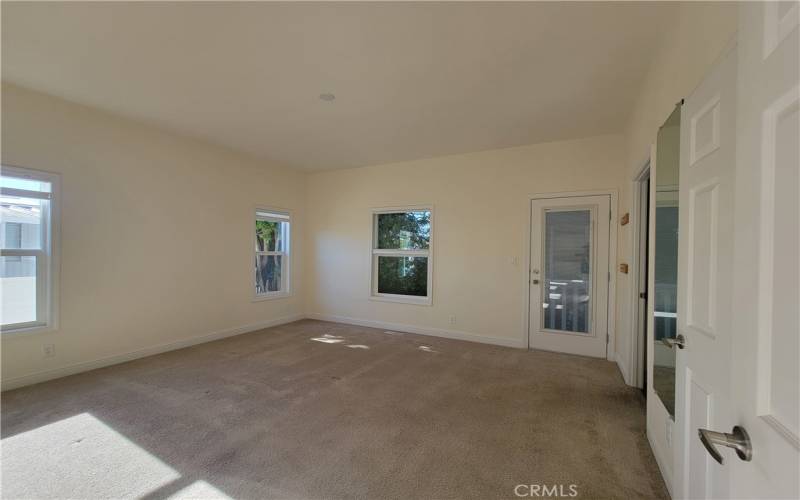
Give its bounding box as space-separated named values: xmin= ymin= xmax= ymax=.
xmin=43 ymin=343 xmax=56 ymax=358
xmin=449 ymin=315 xmax=457 ymax=325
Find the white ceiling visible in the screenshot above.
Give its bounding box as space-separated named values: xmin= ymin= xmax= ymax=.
xmin=2 ymin=2 xmax=676 ymax=171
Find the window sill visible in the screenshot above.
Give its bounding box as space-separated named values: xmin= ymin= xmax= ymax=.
xmin=253 ymin=292 xmax=291 ymax=302
xmin=369 ymin=294 xmax=432 ymax=306
xmin=1 ymin=323 xmax=55 ymax=338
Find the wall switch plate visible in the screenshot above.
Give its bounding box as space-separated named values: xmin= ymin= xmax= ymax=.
xmin=449 ymin=315 xmax=457 ymax=325
xmin=43 ymin=344 xmax=56 ymax=358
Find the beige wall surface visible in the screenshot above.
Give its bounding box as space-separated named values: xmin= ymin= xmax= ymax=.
xmin=304 ymin=134 xmax=626 ymax=348
xmin=1 ymin=83 xmax=306 ymax=387
xmin=1 ymin=82 xmax=628 ymax=389
xmin=614 ymin=2 xmax=738 ymax=492
xmin=0 ymin=2 xmax=738 ymax=402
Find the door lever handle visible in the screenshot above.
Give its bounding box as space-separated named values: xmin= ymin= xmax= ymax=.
xmin=662 ymin=334 xmax=686 ymax=349
xmin=698 ymin=426 xmax=752 ymax=465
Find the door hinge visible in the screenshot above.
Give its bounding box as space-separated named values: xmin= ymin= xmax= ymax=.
xmin=606 ymin=333 xmax=610 ymax=344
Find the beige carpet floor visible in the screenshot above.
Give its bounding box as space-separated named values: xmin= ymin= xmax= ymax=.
xmin=1 ymin=320 xmax=668 ymax=499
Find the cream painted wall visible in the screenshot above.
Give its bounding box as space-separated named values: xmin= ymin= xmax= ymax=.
xmin=1 ymin=83 xmax=306 ymax=388
xmin=614 ymin=2 xmax=739 ymax=493
xmin=0 ymin=2 xmax=738 ymax=409
xmin=305 ymin=134 xmax=626 ymax=348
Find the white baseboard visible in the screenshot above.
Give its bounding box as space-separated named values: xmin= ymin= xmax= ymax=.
xmin=306 ymin=312 xmax=527 ymax=349
xmin=1 ymin=313 xmax=305 ymax=391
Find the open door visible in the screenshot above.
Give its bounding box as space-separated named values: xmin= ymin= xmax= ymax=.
xmin=729 ymin=2 xmax=799 ymax=498
xmin=672 ymin=3 xmax=799 ymax=498
xmin=673 ymin=40 xmax=739 ymax=500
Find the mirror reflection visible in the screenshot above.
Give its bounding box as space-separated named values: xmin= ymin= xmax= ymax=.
xmin=653 ymin=104 xmax=681 ymax=418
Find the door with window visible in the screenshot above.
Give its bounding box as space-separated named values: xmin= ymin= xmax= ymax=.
xmin=529 ymin=195 xmax=610 ymax=358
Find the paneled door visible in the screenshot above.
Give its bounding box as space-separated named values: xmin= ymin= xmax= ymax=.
xmin=674 ymin=3 xmax=799 ymax=498
xmin=729 ymin=2 xmax=799 ymax=498
xmin=673 ymin=41 xmax=738 ymax=500
xmin=529 ymin=195 xmax=610 ymax=358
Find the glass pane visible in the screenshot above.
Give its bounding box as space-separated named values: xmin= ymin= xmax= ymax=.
xmin=654 ymin=206 xmax=679 ymax=342
xmin=0 ymin=197 xmax=44 ymax=250
xmin=377 ymin=256 xmax=428 ymax=296
xmin=255 ymin=255 xmax=282 ymax=294
xmin=4 ymin=223 xmax=21 ymax=249
xmin=376 ymin=212 xmax=430 ymax=250
xmin=0 ymin=175 xmax=51 ymax=193
xmin=1 ymin=255 xmax=37 ymax=326
xmin=255 ymin=220 xmax=286 ymax=252
xmin=653 ymin=103 xmax=681 ymax=418
xmin=542 ymin=210 xmax=591 ymax=334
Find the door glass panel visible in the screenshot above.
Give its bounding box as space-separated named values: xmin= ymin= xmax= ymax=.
xmin=541 ymin=209 xmax=592 ymax=334
xmin=653 ymin=103 xmax=681 ymax=418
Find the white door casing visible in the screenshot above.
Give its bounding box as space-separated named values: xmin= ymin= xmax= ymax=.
xmin=673 ymin=42 xmax=738 ymax=499
xmin=634 ymin=168 xmax=650 ymax=390
xmin=730 ymin=2 xmax=800 ymax=499
xmin=529 ymin=195 xmax=610 ymax=358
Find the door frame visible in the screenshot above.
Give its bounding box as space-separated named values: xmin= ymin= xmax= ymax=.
xmin=523 ymin=189 xmax=618 ymax=362
xmin=628 ymin=162 xmax=652 ymax=388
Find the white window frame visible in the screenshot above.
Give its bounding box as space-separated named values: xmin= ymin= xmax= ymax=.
xmin=0 ymin=165 xmax=60 ymax=335
xmin=370 ymin=205 xmax=433 ymax=306
xmin=253 ymin=207 xmax=291 ymax=301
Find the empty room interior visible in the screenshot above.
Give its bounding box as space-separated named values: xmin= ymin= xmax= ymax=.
xmin=1 ymin=2 xmax=799 ymax=499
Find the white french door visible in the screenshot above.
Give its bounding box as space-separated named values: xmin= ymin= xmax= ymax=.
xmin=528 ymin=195 xmax=610 ymax=358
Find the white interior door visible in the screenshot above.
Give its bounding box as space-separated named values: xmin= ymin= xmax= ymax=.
xmin=729 ymin=2 xmax=800 ymax=498
xmin=529 ymin=195 xmax=610 ymax=358
xmin=674 ymin=3 xmax=800 ymax=498
xmin=673 ymin=42 xmax=738 ymax=500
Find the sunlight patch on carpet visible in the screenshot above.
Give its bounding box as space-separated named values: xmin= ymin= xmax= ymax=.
xmin=1 ymin=413 xmax=180 ymax=499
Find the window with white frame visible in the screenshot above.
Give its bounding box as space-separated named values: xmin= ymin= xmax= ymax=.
xmin=371 ymin=207 xmax=432 ymax=304
xmin=1 ymin=166 xmax=59 ymax=333
xmin=254 ymin=209 xmax=290 ymax=298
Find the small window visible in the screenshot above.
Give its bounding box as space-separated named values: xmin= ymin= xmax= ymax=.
xmin=1 ymin=165 xmax=59 ymax=333
xmin=371 ymin=207 xmax=433 ymax=305
xmin=254 ymin=208 xmax=290 ymax=299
